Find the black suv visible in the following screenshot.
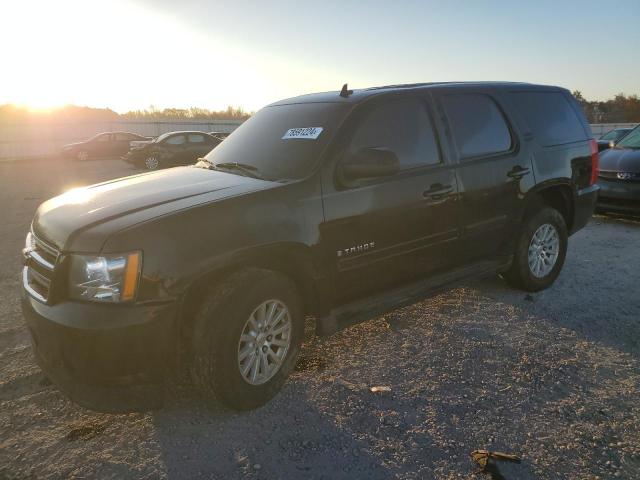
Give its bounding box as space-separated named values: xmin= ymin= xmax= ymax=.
xmin=123 ymin=131 xmax=222 ymax=170
xmin=22 ymin=82 xmax=599 ymax=412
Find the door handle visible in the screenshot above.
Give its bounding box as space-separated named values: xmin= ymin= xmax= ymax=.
xmin=507 ymin=165 xmax=531 ymax=180
xmin=423 ymin=183 xmax=454 ymax=203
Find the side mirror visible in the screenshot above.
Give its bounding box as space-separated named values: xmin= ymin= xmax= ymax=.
xmin=339 ymin=147 xmax=400 ymax=181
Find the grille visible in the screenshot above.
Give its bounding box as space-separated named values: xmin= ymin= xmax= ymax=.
xmin=599 ymin=170 xmax=640 ymax=182
xmin=24 ymin=233 xmax=60 ymax=303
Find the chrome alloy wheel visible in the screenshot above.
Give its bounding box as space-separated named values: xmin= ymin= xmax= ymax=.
xmin=237 ymin=299 xmax=292 ymax=385
xmin=145 ymin=156 xmax=159 ymax=169
xmin=528 ymin=223 xmax=560 ymax=278
xmin=77 ymin=151 xmax=89 ymax=161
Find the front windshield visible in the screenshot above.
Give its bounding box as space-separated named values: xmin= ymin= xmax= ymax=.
xmin=615 ymin=126 xmax=640 ymax=149
xmin=204 ymin=102 xmax=350 ymax=181
xmin=155 ymin=132 xmax=175 ymax=143
xmin=600 ymin=129 xmax=620 ymax=141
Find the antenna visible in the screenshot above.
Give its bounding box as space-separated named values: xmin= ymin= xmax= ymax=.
xmin=339 ymin=83 xmax=353 ymax=98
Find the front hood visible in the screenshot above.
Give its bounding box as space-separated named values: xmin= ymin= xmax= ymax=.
xmin=130 ymin=140 xmax=154 ymax=149
xmin=33 ymin=167 xmax=273 ymax=250
xmin=62 ymin=141 xmax=85 ymax=149
xmin=599 ymin=148 xmax=640 ymax=173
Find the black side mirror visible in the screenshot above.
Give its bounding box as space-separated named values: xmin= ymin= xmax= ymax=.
xmin=339 ymin=147 xmax=400 ymax=181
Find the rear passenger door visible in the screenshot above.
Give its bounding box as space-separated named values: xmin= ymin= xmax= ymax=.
xmin=320 ymin=95 xmax=460 ymax=305
xmin=433 ymin=88 xmax=535 ymax=261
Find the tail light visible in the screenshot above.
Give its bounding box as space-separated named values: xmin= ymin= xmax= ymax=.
xmin=589 ymin=139 xmax=599 ymax=186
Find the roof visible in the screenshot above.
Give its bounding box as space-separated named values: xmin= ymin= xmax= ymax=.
xmin=269 ymin=81 xmax=564 ymax=107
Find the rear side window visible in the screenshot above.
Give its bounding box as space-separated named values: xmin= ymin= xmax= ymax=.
xmin=510 ymin=92 xmax=587 ymax=146
xmin=348 ymin=97 xmax=441 ymax=169
xmin=188 ymin=134 xmax=205 ymax=143
xmin=442 ymin=94 xmax=512 ymax=159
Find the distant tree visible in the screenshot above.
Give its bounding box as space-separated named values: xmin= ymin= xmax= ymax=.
xmin=0 ymin=104 xmax=252 ymax=124
xmin=571 ymin=91 xmax=640 ymax=123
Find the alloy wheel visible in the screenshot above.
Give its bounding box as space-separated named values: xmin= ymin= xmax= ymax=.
xmin=237 ymin=299 xmax=292 ymax=385
xmin=145 ymin=156 xmax=159 ymax=169
xmin=528 ymin=223 xmax=560 ymax=278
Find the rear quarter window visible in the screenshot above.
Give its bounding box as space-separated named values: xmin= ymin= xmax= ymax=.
xmin=442 ymin=94 xmax=513 ymax=159
xmin=510 ymin=91 xmax=587 ymax=147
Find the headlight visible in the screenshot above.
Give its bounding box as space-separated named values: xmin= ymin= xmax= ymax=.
xmin=69 ymin=252 xmax=141 ymax=303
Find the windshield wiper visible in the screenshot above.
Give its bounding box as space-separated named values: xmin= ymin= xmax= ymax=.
xmin=195 ymin=158 xmax=266 ymax=180
xmin=213 ymin=161 xmax=265 ymax=179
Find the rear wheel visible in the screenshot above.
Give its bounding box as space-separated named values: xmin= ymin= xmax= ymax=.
xmin=190 ymin=269 xmax=304 ymax=410
xmin=503 ymin=207 xmax=568 ymax=292
xmin=77 ymin=150 xmax=89 ymax=161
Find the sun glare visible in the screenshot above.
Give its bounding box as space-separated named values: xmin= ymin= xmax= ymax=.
xmin=0 ymin=0 xmax=342 ymax=113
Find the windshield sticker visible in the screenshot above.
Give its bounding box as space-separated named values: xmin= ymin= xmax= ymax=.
xmin=282 ymin=127 xmax=323 ymax=140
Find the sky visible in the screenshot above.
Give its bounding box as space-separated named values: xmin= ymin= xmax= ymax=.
xmin=1 ymin=0 xmax=638 ymax=113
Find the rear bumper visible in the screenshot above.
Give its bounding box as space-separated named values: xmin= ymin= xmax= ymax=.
xmin=21 ymin=292 xmax=177 ymax=412
xmin=571 ymin=184 xmax=599 ymax=234
xmin=597 ymin=178 xmax=640 ymax=213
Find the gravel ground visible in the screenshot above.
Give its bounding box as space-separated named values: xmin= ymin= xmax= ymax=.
xmin=1 ymin=157 xmax=639 ymax=479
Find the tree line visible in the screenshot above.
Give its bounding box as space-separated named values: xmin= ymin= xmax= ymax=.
xmin=2 ymin=93 xmax=639 ymax=124
xmin=0 ymin=104 xmax=252 ymax=123
xmin=572 ymin=91 xmax=640 ymax=123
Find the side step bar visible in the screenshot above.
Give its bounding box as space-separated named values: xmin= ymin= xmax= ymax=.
xmin=316 ymin=256 xmax=512 ymax=336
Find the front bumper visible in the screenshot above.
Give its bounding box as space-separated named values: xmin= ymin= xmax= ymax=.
xmin=597 ymin=178 xmax=640 ymax=213
xmin=21 ymin=291 xmax=178 ymax=412
xmin=571 ymin=184 xmax=599 ymax=234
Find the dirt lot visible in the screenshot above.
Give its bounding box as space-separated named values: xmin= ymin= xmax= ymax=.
xmin=1 ymin=157 xmax=639 ymax=479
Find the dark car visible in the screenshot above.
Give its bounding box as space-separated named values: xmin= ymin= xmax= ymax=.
xmin=22 ymin=82 xmax=598 ymax=413
xmin=596 ymin=127 xmax=633 ymax=152
xmin=62 ymin=132 xmax=152 ymax=161
xmin=597 ymin=125 xmax=640 ymax=213
xmin=123 ymin=131 xmax=222 ymax=170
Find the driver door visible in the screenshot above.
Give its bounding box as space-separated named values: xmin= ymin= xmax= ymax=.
xmin=320 ymin=95 xmax=460 ymax=305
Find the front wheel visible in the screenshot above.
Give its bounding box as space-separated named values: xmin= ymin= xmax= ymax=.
xmin=190 ymin=269 xmax=304 ymax=410
xmin=144 ymin=156 xmax=160 ymax=170
xmin=503 ymin=207 xmax=568 ymax=292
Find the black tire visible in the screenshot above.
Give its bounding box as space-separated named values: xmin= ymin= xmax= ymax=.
xmin=190 ymin=268 xmax=304 ymax=410
xmin=503 ymin=206 xmax=568 ymax=292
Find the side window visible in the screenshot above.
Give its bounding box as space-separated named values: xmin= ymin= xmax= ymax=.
xmin=510 ymin=91 xmax=588 ymax=147
xmin=95 ymin=134 xmax=111 ymax=142
xmin=188 ymin=134 xmax=206 ymax=143
xmin=166 ymin=135 xmax=186 ymax=145
xmin=442 ymin=94 xmax=512 ymax=159
xmin=115 ymin=133 xmax=133 ymax=141
xmin=347 ymin=97 xmax=441 ymax=170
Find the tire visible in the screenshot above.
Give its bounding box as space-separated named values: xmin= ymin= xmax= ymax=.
xmin=190 ymin=268 xmax=304 ymax=410
xmin=77 ymin=150 xmax=89 ymax=161
xmin=503 ymin=206 xmax=568 ymax=292
xmin=144 ymin=156 xmax=160 ymax=170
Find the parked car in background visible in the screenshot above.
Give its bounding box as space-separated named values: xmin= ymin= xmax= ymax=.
xmin=597 ymin=128 xmax=633 ymax=152
xmin=22 ymin=82 xmax=598 ymax=413
xmin=123 ymin=131 xmax=222 ymax=170
xmin=62 ymin=132 xmax=152 ymax=161
xmin=597 ymin=125 xmax=640 ymax=213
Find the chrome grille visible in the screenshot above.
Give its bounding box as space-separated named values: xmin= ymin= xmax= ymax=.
xmin=23 ymin=233 xmax=60 ymax=303
xmin=599 ymin=170 xmax=640 ymax=182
